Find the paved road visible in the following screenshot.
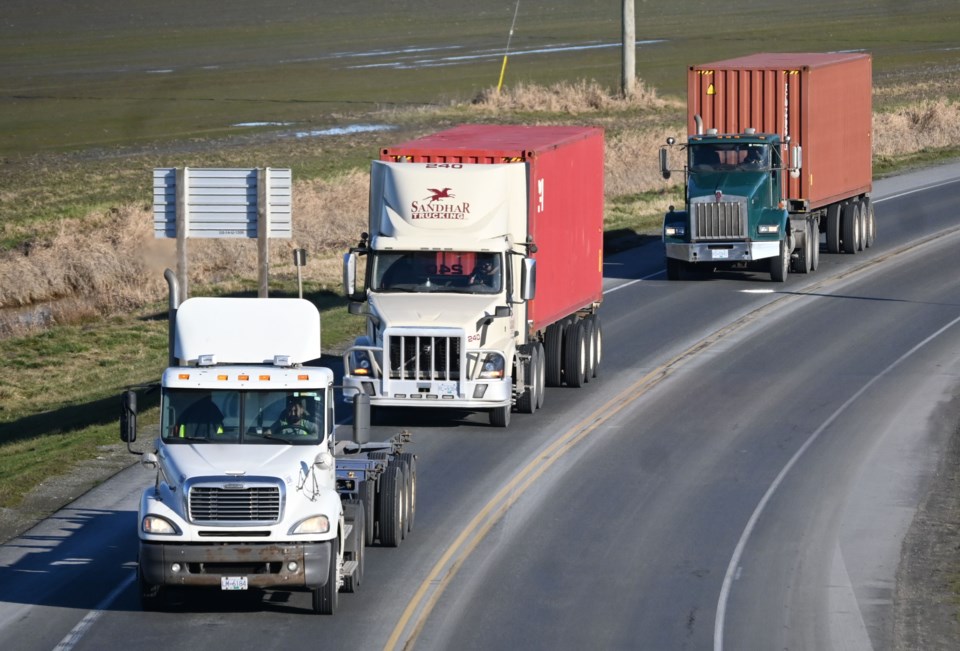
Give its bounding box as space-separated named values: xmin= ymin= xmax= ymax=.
xmin=1 ymin=163 xmax=959 ymax=651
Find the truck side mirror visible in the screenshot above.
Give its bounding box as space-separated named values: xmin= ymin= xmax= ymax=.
xmin=660 ymin=148 xmax=671 ymax=180
xmin=120 ymin=390 xmax=137 ymax=444
xmin=520 ymin=258 xmax=536 ymax=301
xmin=342 ymin=252 xmax=357 ymax=297
xmin=352 ymin=393 xmax=371 ymax=445
xmin=790 ymin=145 xmax=802 ymax=179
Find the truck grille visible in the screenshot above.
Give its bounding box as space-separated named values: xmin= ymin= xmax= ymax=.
xmin=692 ymin=201 xmax=747 ymax=240
xmin=189 ymin=486 xmax=281 ymax=523
xmin=388 ymin=334 xmax=461 ymax=381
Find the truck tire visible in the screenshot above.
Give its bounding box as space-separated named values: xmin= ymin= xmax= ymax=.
xmin=312 ymin=536 xmax=339 ymax=615
xmin=842 ymin=202 xmax=859 ymax=254
xmin=378 ymin=465 xmax=405 ymax=547
xmin=563 ymin=320 xmax=587 ymax=387
xmin=794 ymin=223 xmax=812 ymax=274
xmin=516 ymin=344 xmax=538 ymax=414
xmin=857 ymin=201 xmax=866 ymax=251
xmin=864 ymin=199 xmax=876 ymax=248
xmin=666 ymin=257 xmax=685 ymax=280
xmin=770 ymin=239 xmax=789 ymax=282
xmin=358 ymin=479 xmax=376 ymax=546
xmin=138 ymin=562 xmax=164 ymax=612
xmin=534 ymin=341 xmax=546 ymax=409
xmin=341 ymin=500 xmax=365 ymax=593
xmin=810 ymin=220 xmax=820 ymax=271
xmin=544 ymin=322 xmax=564 ymax=387
xmin=489 ymin=404 xmax=511 ymax=428
xmin=580 ymin=318 xmax=595 ymax=382
xmin=826 ymin=203 xmax=841 ymax=254
xmin=588 ymin=315 xmax=602 ymax=379
xmin=398 ymin=453 xmax=417 ymax=533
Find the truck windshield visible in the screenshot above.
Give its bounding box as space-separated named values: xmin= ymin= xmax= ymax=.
xmin=371 ymin=250 xmax=502 ymax=294
xmin=161 ymin=389 xmax=325 ymax=444
xmin=690 ymin=143 xmax=771 ymax=172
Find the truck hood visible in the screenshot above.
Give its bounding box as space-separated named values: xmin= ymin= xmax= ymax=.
xmin=370 ymin=293 xmax=503 ymax=328
xmin=162 ymin=443 xmax=320 ymax=484
xmin=690 ymin=171 xmax=766 ymax=201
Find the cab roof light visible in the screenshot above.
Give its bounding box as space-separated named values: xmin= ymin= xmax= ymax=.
xmin=298 ymin=374 xmax=310 ymax=381
xmin=217 ymin=374 xmax=228 ymax=381
xmin=259 ymin=374 xmax=271 ymax=381
xmin=178 ymin=373 xmax=190 ymax=380
xmin=238 ymin=374 xmax=250 ymax=381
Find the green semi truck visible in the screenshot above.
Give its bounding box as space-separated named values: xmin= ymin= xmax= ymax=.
xmin=660 ymin=52 xmax=874 ymax=281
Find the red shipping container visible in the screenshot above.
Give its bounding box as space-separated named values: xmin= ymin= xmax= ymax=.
xmin=380 ymin=125 xmax=604 ymax=332
xmin=688 ymin=52 xmax=872 ymax=210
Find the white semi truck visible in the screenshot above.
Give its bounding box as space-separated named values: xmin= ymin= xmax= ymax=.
xmin=120 ymin=272 xmax=416 ymax=614
xmin=342 ymin=125 xmax=605 ymax=427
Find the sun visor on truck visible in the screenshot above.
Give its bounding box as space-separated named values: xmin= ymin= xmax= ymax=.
xmin=370 ymin=161 xmax=527 ymax=242
xmin=174 ymin=297 xmax=322 ymax=365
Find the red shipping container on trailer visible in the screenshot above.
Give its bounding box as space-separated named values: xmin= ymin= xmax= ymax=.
xmin=380 ymin=124 xmax=605 ymax=332
xmin=688 ymin=52 xmax=872 ymax=211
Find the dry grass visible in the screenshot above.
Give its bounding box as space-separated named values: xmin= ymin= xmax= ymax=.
xmin=0 ymin=81 xmax=958 ymax=337
xmin=872 ymin=99 xmax=960 ymax=158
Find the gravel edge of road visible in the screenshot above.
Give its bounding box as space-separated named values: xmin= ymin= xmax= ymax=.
xmin=893 ymin=414 xmax=960 ymax=649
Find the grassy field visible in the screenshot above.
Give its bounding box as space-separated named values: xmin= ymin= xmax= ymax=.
xmin=3 ymin=0 xmax=960 ymax=158
xmin=1 ymin=0 xmax=960 ymax=513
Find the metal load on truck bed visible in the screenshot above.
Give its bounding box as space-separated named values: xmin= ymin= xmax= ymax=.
xmin=688 ymin=52 xmax=872 ymax=211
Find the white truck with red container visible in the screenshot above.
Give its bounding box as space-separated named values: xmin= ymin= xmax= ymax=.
xmin=660 ymin=52 xmax=874 ymax=281
xmin=342 ymin=125 xmax=605 ymax=427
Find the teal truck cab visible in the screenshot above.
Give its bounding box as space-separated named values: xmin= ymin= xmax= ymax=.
xmin=662 ymin=130 xmax=801 ymax=281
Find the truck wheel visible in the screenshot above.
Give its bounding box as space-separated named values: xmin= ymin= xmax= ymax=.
xmin=794 ymin=224 xmax=811 ymax=274
xmin=563 ymin=320 xmax=587 ymax=387
xmin=588 ymin=315 xmax=602 ymax=379
xmin=398 ymin=453 xmax=417 ymax=533
xmin=138 ymin=563 xmax=164 ymax=612
xmin=864 ymin=199 xmax=876 ymax=247
xmin=770 ymin=239 xmax=789 ymax=282
xmin=544 ymin=322 xmax=564 ymax=387
xmin=841 ymin=202 xmax=859 ymax=254
xmin=341 ymin=500 xmax=365 ymax=593
xmin=358 ymin=480 xmax=376 ymax=546
xmin=489 ymin=404 xmax=511 ymax=427
xmin=826 ymin=203 xmax=841 ymax=254
xmin=312 ymin=536 xmax=339 ymax=615
xmin=857 ymin=202 xmax=867 ymax=251
xmin=516 ymin=345 xmax=537 ymax=414
xmin=810 ymin=220 xmax=820 ymax=271
xmin=580 ymin=318 xmax=595 ymax=382
xmin=666 ymin=258 xmax=685 ymax=280
xmin=378 ymin=464 xmax=405 ymax=547
xmin=534 ymin=341 xmax=546 ymax=409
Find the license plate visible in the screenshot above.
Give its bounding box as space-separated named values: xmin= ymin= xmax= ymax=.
xmin=712 ymin=249 xmax=729 ymax=260
xmin=221 ymin=576 xmax=248 ymax=591
xmin=438 ymin=382 xmax=457 ymax=395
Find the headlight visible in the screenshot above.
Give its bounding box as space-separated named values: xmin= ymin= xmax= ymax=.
xmin=352 ymin=354 xmax=371 ymax=376
xmin=758 ymin=224 xmax=780 ymax=234
xmin=479 ymin=354 xmax=505 ymax=379
xmin=290 ymin=515 xmax=330 ymax=535
xmin=142 ymin=515 xmax=181 ymax=535
xmin=664 ymin=225 xmax=686 ymax=237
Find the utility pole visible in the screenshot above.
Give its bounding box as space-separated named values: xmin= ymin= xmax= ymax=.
xmin=622 ymin=0 xmax=636 ymax=97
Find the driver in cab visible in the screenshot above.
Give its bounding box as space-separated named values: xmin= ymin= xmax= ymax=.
xmin=271 ymin=396 xmax=317 ymax=436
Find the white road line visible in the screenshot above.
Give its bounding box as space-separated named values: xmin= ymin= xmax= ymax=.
xmin=52 ymin=571 xmax=135 ymax=651
xmin=713 ymin=312 xmax=960 ymax=651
